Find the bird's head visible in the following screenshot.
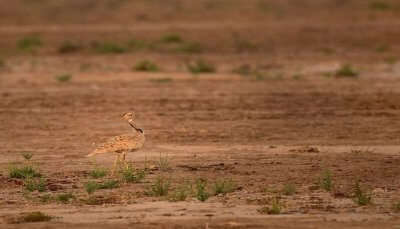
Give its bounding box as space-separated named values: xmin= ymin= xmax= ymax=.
xmin=121 ymin=112 xmax=144 ymax=134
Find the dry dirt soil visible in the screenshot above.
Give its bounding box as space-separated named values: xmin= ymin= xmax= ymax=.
xmin=1 ymin=0 xmax=400 ymax=228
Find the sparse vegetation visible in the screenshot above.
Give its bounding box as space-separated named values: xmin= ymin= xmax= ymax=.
xmin=133 ymin=60 xmax=159 ymax=72
xmin=9 ymin=165 xmax=41 ymax=179
xmin=39 ymin=194 xmax=53 ymax=203
xmin=369 ymin=1 xmax=391 ymax=11
xmin=161 ymin=34 xmax=183 ymax=43
xmin=56 ymin=193 xmax=75 ymax=204
xmin=89 ymin=168 xmax=108 ymax=179
xmin=353 ymin=181 xmax=372 ymax=206
xmin=127 ymin=39 xmax=148 ymax=51
xmin=212 ymin=179 xmax=236 ymax=195
xmin=195 ymin=179 xmax=209 ymax=201
xmin=376 ymin=44 xmax=390 ymax=53
xmin=319 ymin=169 xmax=333 ymax=191
xmin=150 ymin=176 xmax=170 ymax=197
xmin=92 ymin=41 xmax=127 ymax=54
xmin=258 ymin=198 xmax=282 ymax=215
xmin=21 ymin=211 xmax=52 ymax=223
xmin=335 ymin=64 xmax=359 ymax=78
xmin=282 ymin=183 xmax=296 ymax=196
xmin=169 ymin=184 xmax=189 ymax=202
xmin=120 ymin=165 xmax=145 ymax=183
xmin=58 ymin=41 xmax=82 ymax=54
xmin=99 ymin=180 xmax=119 ymax=189
xmin=17 ymin=36 xmax=42 ymax=51
xmin=21 ymin=152 xmax=33 ymax=160
xmin=55 ymin=74 xmax=72 ymax=82
xmin=393 ymin=201 xmax=400 ymax=212
xmin=24 ymin=178 xmax=46 ymax=192
xmin=158 ymin=153 xmax=170 ymax=172
xmin=0 ymin=59 xmax=5 ymax=68
xmin=186 ymin=59 xmax=216 ymax=74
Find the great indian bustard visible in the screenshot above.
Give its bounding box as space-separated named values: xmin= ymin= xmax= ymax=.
xmin=87 ymin=112 xmax=145 ymax=175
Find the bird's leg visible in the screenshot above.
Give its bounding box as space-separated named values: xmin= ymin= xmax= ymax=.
xmin=111 ymin=154 xmax=120 ymax=176
xmin=122 ymin=152 xmax=128 ymax=169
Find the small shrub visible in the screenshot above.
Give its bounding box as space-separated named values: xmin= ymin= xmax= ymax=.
xmin=258 ymin=198 xmax=282 ymax=215
xmin=58 ymin=41 xmax=82 ymax=54
xmin=213 ymin=179 xmax=236 ymax=195
xmin=384 ymin=56 xmax=397 ymax=65
xmin=161 ymin=34 xmax=183 ymax=43
xmin=99 ymin=180 xmax=119 ymax=189
xmin=282 ymin=183 xmax=296 ymax=196
xmin=24 ymin=178 xmax=46 ymax=192
xmin=353 ymin=181 xmax=372 ymax=206
xmin=89 ymin=168 xmax=107 ymax=179
xmin=120 ymin=165 xmax=145 ymax=183
xmin=9 ymin=165 xmax=41 ymax=179
xmin=55 ymin=74 xmax=72 ymax=83
xmin=150 ymin=176 xmax=170 ymax=196
xmin=186 ymin=60 xmax=216 ymax=74
xmin=0 ymin=59 xmax=5 ymax=68
xmin=335 ymin=64 xmax=359 ymax=78
xmin=133 ymin=60 xmax=159 ymax=72
xmin=369 ymin=1 xmax=390 ymax=10
xmin=195 ymin=179 xmax=209 ymax=201
xmin=319 ymin=169 xmax=333 ymax=191
xmin=92 ymin=41 xmax=127 ymax=54
xmin=376 ymin=44 xmax=390 ymax=53
xmin=21 ymin=152 xmax=33 ymax=160
xmin=21 ymin=211 xmax=52 ymax=222
xmin=149 ymin=78 xmax=173 ymax=83
xmin=84 ymin=181 xmax=99 ymax=195
xmin=17 ymin=36 xmax=42 ymax=51
xmin=56 ymin=193 xmax=75 ymax=204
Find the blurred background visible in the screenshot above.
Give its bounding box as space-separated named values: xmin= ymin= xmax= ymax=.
xmin=0 ymin=0 xmax=399 ymax=74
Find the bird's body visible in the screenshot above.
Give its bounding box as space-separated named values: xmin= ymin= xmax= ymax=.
xmin=87 ymin=112 xmax=145 ymax=175
xmin=88 ymin=132 xmax=145 ymax=156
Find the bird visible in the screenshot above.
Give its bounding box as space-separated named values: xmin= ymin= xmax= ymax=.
xmin=87 ymin=112 xmax=145 ymax=175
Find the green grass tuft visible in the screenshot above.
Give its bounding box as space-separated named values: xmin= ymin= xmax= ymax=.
xmin=9 ymin=165 xmax=41 ymax=179
xmin=24 ymin=178 xmax=46 ymax=192
xmin=17 ymin=36 xmax=42 ymax=51
xmin=177 ymin=41 xmax=203 ymax=54
xmin=120 ymin=165 xmax=145 ymax=183
xmin=56 ymin=193 xmax=75 ymax=204
xmin=195 ymin=179 xmax=209 ymax=201
xmin=92 ymin=41 xmax=127 ymax=54
xmin=84 ymin=181 xmax=99 ymax=195
xmin=133 ymin=60 xmax=159 ymax=72
xmin=335 ymin=64 xmax=359 ymax=78
xmin=354 ymin=181 xmax=372 ymax=206
xmin=257 ymin=198 xmax=282 ymax=215
xmin=21 ymin=211 xmax=52 ymax=222
xmin=369 ymin=1 xmax=391 ymax=10
xmin=161 ymin=34 xmax=183 ymax=43
xmin=89 ymin=168 xmax=108 ymax=179
xmin=212 ymin=179 xmax=236 ymax=195
xmin=319 ymin=169 xmax=333 ymax=191
xmin=99 ymin=180 xmax=119 ymax=189
xmin=186 ymin=60 xmax=216 ymax=74
xmin=55 ymin=74 xmax=72 ymax=83
xmin=150 ymin=176 xmax=170 ymax=197
xmin=282 ymin=183 xmax=296 ymax=196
